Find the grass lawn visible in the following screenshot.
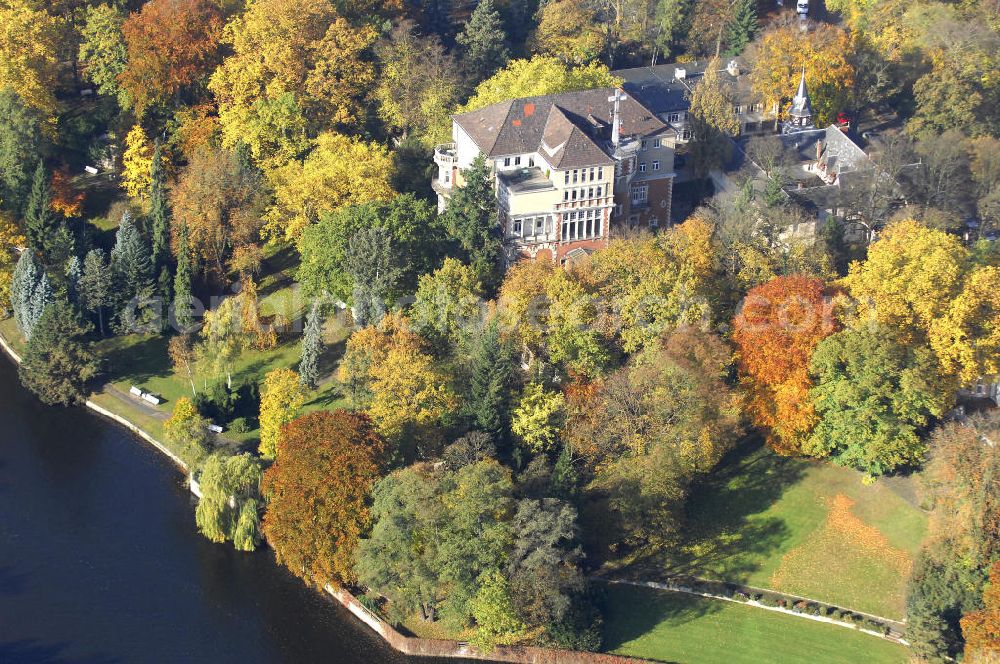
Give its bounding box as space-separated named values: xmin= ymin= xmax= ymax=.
xmin=602 ymin=584 xmax=908 ymax=664
xmin=638 ymin=443 xmax=927 ymax=619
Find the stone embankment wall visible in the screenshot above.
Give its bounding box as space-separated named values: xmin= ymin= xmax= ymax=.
xmin=324 ymin=585 xmax=651 ymax=664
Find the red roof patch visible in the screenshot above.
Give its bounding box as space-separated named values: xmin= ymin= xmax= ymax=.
xmin=512 ymin=119 xmax=521 ymax=126
xmin=524 ymin=102 xmax=536 ymax=116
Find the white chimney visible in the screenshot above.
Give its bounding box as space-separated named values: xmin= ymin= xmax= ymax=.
xmin=674 ymin=67 xmax=686 ymax=80
xmin=726 ymin=59 xmax=740 ymax=77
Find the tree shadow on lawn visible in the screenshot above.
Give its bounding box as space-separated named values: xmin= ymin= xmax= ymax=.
xmin=629 ymin=439 xmax=808 ymax=582
xmin=317 ymin=337 xmax=346 ymax=379
xmin=100 ymin=335 xmax=172 ymax=387
xmin=257 ymin=246 xmax=300 ymax=299
xmin=599 ymin=583 xmax=721 ymax=658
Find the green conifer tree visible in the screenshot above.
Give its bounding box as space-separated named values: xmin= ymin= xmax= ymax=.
xmin=299 ymin=301 xmax=322 ymax=390
xmin=11 ymin=249 xmax=40 ymax=337
xmin=467 ymin=317 xmax=514 ymax=440
xmin=66 ymin=255 xmax=82 ymax=305
xmin=173 ymin=221 xmax=194 ymax=332
xmin=443 ymin=155 xmax=505 ymax=294
xmin=149 ymin=139 xmax=170 ymax=271
xmin=19 ymin=299 xmax=98 ymax=406
xmin=456 ymin=0 xmax=510 ymax=84
xmin=725 ymin=0 xmax=758 ymax=56
xmin=110 ymin=211 xmax=154 ymax=332
xmin=79 ymin=248 xmax=111 ymax=335
xmin=24 ymin=162 xmax=59 ymax=259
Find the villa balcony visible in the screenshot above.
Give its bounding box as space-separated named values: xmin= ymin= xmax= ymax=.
xmin=434 ymin=143 xmax=457 ymax=167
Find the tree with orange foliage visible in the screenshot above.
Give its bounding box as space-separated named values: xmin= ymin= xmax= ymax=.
xmin=732 ymin=275 xmax=837 ymax=455
xmin=261 ymin=410 xmax=385 ymax=587
xmin=119 ymin=0 xmax=223 ymax=115
xmin=962 ymin=562 xmax=1000 ymax=663
xmin=49 ymin=167 xmax=84 ymax=217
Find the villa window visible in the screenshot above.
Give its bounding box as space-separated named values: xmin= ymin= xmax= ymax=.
xmin=652 ymin=160 xmax=660 ymax=171
xmin=641 ymin=140 xmax=648 ymax=151
xmin=631 ymin=184 xmax=648 ymax=206
xmin=504 ymin=157 xmax=511 ymax=167
xmin=653 ymin=138 xmax=661 ymax=148
xmin=598 ymin=167 xmax=604 ymax=180
xmin=535 ymin=217 xmax=545 ymax=234
xmin=639 ymin=162 xmax=647 ymax=173
xmin=564 ymin=171 xmax=570 ymax=185
xmin=512 ymin=219 xmax=522 ymax=235
xmin=514 ymin=156 xmax=521 ymax=166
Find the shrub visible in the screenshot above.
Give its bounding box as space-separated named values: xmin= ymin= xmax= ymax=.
xmin=229 ymin=417 xmax=250 ymax=434
xmin=793 ymin=601 xmax=808 ymax=612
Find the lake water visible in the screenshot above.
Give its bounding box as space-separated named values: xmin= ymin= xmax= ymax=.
xmin=0 ymin=358 xmax=452 ymax=664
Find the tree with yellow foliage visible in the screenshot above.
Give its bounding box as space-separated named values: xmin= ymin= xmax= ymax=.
xmin=841 ymin=219 xmax=969 ymax=345
xmin=929 ymin=266 xmax=1000 ymax=385
xmin=511 ymin=382 xmax=565 ymax=455
xmin=460 ymin=56 xmax=621 ymax=113
xmin=750 ymin=22 xmax=854 ymax=126
xmin=258 ymin=367 xmax=305 ymax=459
xmin=497 ymin=258 xmax=556 ymax=364
xmin=529 ymin=0 xmax=604 ymax=65
xmin=367 ymin=344 xmax=458 ymax=451
xmin=339 ymin=313 xmax=456 ymax=455
xmin=164 ymin=396 xmax=211 ymax=468
xmin=338 ymin=312 xmax=423 ymax=404
xmin=825 ymin=0 xmax=911 ymax=62
xmin=0 ymin=0 xmax=61 ymax=118
xmin=121 ymin=125 xmax=154 ymax=203
xmin=264 ymin=132 xmax=394 ymax=243
xmin=581 ymin=217 xmax=719 ymax=352
xmin=208 ymin=0 xmax=377 ymax=165
xmin=0 ymin=211 xmax=26 ymax=312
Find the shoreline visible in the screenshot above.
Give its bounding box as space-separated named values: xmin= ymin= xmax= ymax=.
xmin=0 ymin=325 xmax=646 ymax=664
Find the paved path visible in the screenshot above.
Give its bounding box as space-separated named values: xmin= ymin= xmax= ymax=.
xmin=604 ymin=578 xmax=909 ymax=645
xmin=104 ymin=384 xmax=169 ymax=420
xmin=102 ymin=383 xmax=238 ymax=446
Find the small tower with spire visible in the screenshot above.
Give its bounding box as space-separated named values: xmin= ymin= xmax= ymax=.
xmin=783 ymin=68 xmax=815 ymax=134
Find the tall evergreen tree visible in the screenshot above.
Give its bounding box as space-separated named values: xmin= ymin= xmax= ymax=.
xmin=443 ymin=155 xmax=505 ymax=294
xmin=23 ymin=272 xmax=53 ymax=342
xmin=172 ymin=221 xmax=194 ymax=332
xmin=344 ymin=226 xmax=402 ymax=327
xmin=66 ymin=255 xmax=82 ymax=305
xmin=725 ymin=0 xmax=758 ymax=56
xmin=467 ymin=317 xmax=514 ymax=440
xmin=299 ymin=301 xmax=322 ymax=390
xmin=24 ymin=162 xmax=59 ymax=259
xmin=110 ymin=211 xmax=154 ymax=332
xmin=11 ymin=249 xmax=40 ymax=337
xmin=79 ymin=248 xmax=111 ymax=335
xmin=0 ymin=90 xmax=42 ymax=216
xmin=456 ymin=0 xmax=510 ymax=84
xmin=149 ymin=139 xmax=170 ymax=271
xmin=19 ymin=299 xmax=99 ymax=406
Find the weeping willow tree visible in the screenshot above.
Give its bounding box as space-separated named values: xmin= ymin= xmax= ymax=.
xmin=195 ymin=452 xmax=264 ymax=551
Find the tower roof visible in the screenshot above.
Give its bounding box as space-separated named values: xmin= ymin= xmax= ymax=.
xmin=790 ymin=68 xmax=813 ymax=119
